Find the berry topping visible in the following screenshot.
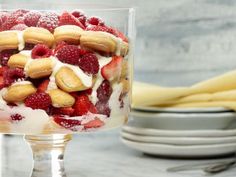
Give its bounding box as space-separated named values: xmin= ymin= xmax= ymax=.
xmin=73 ymin=95 xmax=97 ymax=116
xmin=31 ymin=44 xmax=52 ymax=59
xmin=52 ymin=107 xmax=75 ymax=116
xmin=10 ymin=23 xmax=28 ymax=31
xmin=87 ymin=17 xmax=104 ymax=26
xmin=59 ymin=11 xmax=85 ymax=29
xmin=25 ymin=92 xmax=52 ymax=110
xmin=2 ymin=10 xmax=27 ymax=30
xmin=54 ymin=41 xmax=67 ymax=54
xmin=71 ymin=11 xmax=84 ymax=18
xmin=37 ymin=12 xmax=59 ymax=32
xmin=101 ymin=56 xmax=123 ymax=81
xmin=24 ymin=43 xmax=35 ymax=50
xmin=10 ymin=113 xmax=25 ymax=121
xmin=0 ymin=49 xmax=18 ymax=66
xmin=24 ymin=11 xmax=41 ymax=27
xmin=86 ymin=25 xmax=112 ymax=33
xmin=110 ymin=27 xmax=128 ymax=42
xmin=53 ymin=115 xmax=81 ymax=129
xmin=84 ymin=118 xmax=104 ymax=129
xmin=78 ymin=16 xmax=87 ymax=27
xmin=56 ymin=45 xmax=80 ymax=65
xmin=78 ymin=53 xmax=99 ymax=75
xmin=3 ymin=68 xmax=25 ymax=87
xmin=95 ymin=101 xmax=111 ymax=117
xmin=0 ymin=76 xmax=4 ymax=89
xmin=37 ymin=79 xmax=50 ymax=92
xmin=97 ymin=80 xmax=112 ymax=102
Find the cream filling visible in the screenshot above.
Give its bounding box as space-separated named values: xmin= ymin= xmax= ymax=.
xmin=16 ymin=31 xmax=25 ymax=51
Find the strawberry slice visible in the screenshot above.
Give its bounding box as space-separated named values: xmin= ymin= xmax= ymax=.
xmin=52 ymin=107 xmax=75 ymax=116
xmin=59 ymin=11 xmax=85 ymax=29
xmin=73 ymin=95 xmax=97 ymax=116
xmin=37 ymin=79 xmax=50 ymax=92
xmin=53 ymin=115 xmax=81 ymax=129
xmin=0 ymin=76 xmax=4 ymax=89
xmin=101 ymin=56 xmax=123 ymax=81
xmin=84 ymin=118 xmax=104 ymax=129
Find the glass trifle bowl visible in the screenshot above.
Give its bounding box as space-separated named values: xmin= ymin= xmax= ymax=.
xmin=0 ymin=3 xmax=135 ymax=177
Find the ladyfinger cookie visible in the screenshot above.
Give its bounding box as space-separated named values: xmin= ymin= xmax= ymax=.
xmin=26 ymin=58 xmax=54 ymax=79
xmin=3 ymin=82 xmax=37 ymax=102
xmin=121 ymin=60 xmax=128 ymax=79
xmin=120 ymin=78 xmax=130 ymax=94
xmin=0 ymin=31 xmax=19 ymax=51
xmin=120 ymin=42 xmax=129 ymax=56
xmin=48 ymin=89 xmax=75 ymax=107
xmin=54 ymin=25 xmax=84 ymax=44
xmin=55 ymin=66 xmax=87 ymax=92
xmin=23 ymin=27 xmax=54 ymax=47
xmin=80 ymin=31 xmax=116 ymax=53
xmin=8 ymin=53 xmax=29 ymax=68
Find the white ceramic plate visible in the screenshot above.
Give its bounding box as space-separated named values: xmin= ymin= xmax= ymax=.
xmin=132 ymin=106 xmax=231 ymax=113
xmin=121 ymin=131 xmax=236 ymax=145
xmin=122 ymin=125 xmax=236 ymax=137
xmin=130 ymin=111 xmax=236 ymax=130
xmin=122 ymin=138 xmax=236 ymax=158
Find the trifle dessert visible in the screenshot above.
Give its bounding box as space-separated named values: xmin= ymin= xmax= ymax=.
xmin=0 ymin=9 xmax=130 ymax=134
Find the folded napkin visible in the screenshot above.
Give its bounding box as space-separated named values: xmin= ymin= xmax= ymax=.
xmin=132 ymin=70 xmax=236 ymax=110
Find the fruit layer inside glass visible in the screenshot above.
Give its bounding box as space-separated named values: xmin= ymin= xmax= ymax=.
xmin=0 ymin=9 xmax=130 ymax=134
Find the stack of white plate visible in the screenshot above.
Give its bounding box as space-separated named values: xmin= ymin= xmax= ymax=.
xmin=121 ymin=106 xmax=236 ymax=158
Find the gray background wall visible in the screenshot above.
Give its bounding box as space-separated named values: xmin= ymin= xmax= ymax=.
xmin=2 ymin=0 xmax=236 ymax=86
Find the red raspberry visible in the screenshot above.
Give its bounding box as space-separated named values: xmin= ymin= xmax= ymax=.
xmin=0 ymin=76 xmax=4 ymax=89
xmin=73 ymin=95 xmax=97 ymax=116
xmin=95 ymin=101 xmax=111 ymax=117
xmin=37 ymin=12 xmax=59 ymax=32
xmin=24 ymin=11 xmax=41 ymax=27
xmin=53 ymin=115 xmax=81 ymax=129
xmin=78 ymin=16 xmax=87 ymax=27
xmin=109 ymin=27 xmax=128 ymax=42
xmin=10 ymin=113 xmax=25 ymax=121
xmin=87 ymin=17 xmax=104 ymax=26
xmin=56 ymin=45 xmax=80 ymax=65
xmin=31 ymin=44 xmax=52 ymax=59
xmin=3 ymin=68 xmax=25 ymax=87
xmin=78 ymin=53 xmax=99 ymax=75
xmin=54 ymin=41 xmax=67 ymax=54
xmin=0 ymin=49 xmax=18 ymax=66
xmin=86 ymin=25 xmax=112 ymax=33
xmin=10 ymin=24 xmax=28 ymax=31
xmin=59 ymin=11 xmax=85 ymax=29
xmin=25 ymin=92 xmax=52 ymax=110
xmin=2 ymin=10 xmax=27 ymax=30
xmin=97 ymin=80 xmax=112 ymax=102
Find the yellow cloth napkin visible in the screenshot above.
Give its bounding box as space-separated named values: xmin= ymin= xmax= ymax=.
xmin=132 ymin=70 xmax=236 ymax=110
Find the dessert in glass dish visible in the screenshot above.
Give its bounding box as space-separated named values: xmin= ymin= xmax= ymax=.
xmin=0 ymin=4 xmax=135 ymax=177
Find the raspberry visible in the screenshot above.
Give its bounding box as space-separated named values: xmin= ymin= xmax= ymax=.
xmin=53 ymin=115 xmax=81 ymax=129
xmin=109 ymin=27 xmax=128 ymax=42
xmin=87 ymin=17 xmax=104 ymax=26
xmin=59 ymin=11 xmax=85 ymax=29
xmin=2 ymin=10 xmax=27 ymax=30
xmin=24 ymin=11 xmax=41 ymax=27
xmin=31 ymin=44 xmax=52 ymax=59
xmin=54 ymin=41 xmax=67 ymax=54
xmin=95 ymin=101 xmax=111 ymax=117
xmin=78 ymin=53 xmax=99 ymax=75
xmin=97 ymin=80 xmax=112 ymax=102
xmin=86 ymin=25 xmax=112 ymax=33
xmin=25 ymin=92 xmax=52 ymax=110
xmin=37 ymin=12 xmax=59 ymax=32
xmin=73 ymin=95 xmax=97 ymax=116
xmin=10 ymin=24 xmax=28 ymax=31
xmin=56 ymin=45 xmax=81 ymax=65
xmin=10 ymin=113 xmax=25 ymax=121
xmin=0 ymin=49 xmax=18 ymax=66
xmin=3 ymin=68 xmax=25 ymax=87
xmin=78 ymin=16 xmax=87 ymax=27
